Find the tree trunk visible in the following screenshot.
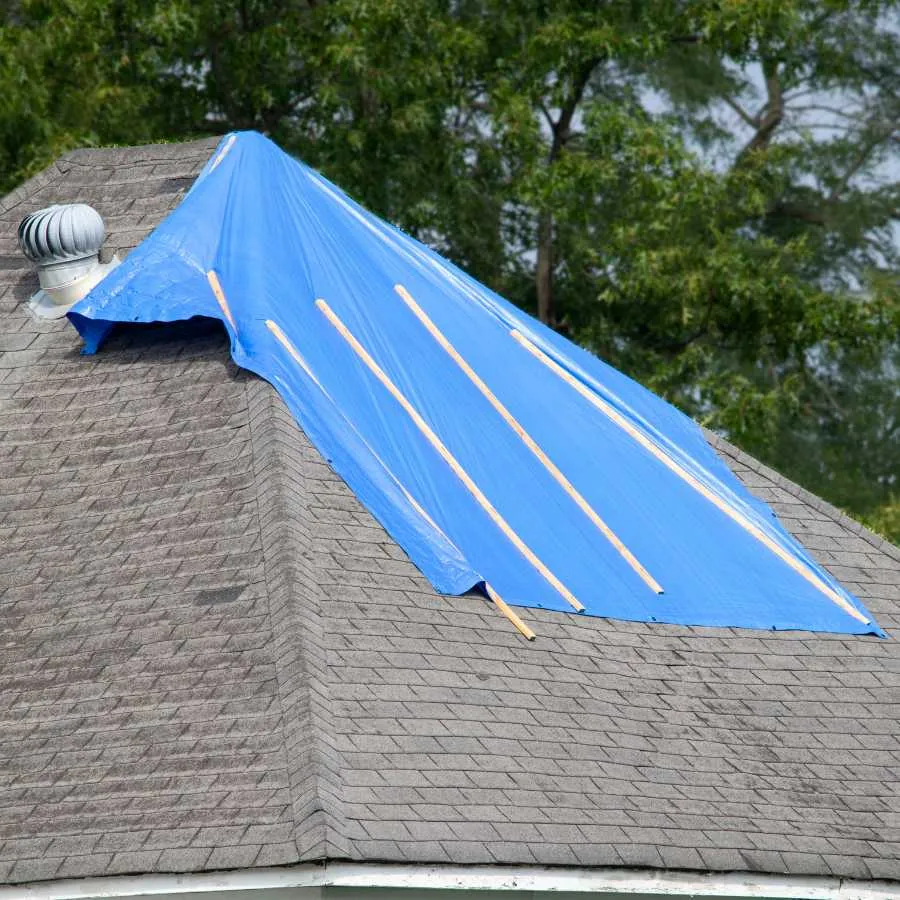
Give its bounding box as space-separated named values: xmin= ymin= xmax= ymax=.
xmin=533 ymin=58 xmax=599 ymax=328
xmin=536 ymin=211 xmax=554 ymax=325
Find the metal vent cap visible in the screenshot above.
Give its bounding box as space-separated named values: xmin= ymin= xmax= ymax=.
xmin=18 ymin=203 xmax=106 ymax=267
xmin=17 ymin=202 xmax=118 ymax=320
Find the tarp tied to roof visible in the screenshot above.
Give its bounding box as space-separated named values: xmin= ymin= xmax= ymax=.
xmin=70 ymin=131 xmax=882 ymax=635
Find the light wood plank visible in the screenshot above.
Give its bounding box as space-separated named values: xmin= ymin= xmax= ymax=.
xmin=510 ymin=329 xmax=869 ymax=625
xmin=267 ymin=315 xmax=540 ymax=641
xmin=206 ymin=269 xmax=237 ymax=332
xmin=484 ymin=584 xmax=537 ymax=641
xmin=317 ymin=298 xmax=584 ymax=613
xmin=395 ymin=283 xmax=663 ymax=595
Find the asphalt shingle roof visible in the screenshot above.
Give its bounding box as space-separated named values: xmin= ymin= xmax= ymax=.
xmin=0 ymin=139 xmax=898 ymax=887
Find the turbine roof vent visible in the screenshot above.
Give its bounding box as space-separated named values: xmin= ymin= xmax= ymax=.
xmin=18 ymin=203 xmax=106 ymax=266
xmin=17 ymin=203 xmax=119 ymax=320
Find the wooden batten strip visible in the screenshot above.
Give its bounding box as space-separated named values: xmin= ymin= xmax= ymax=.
xmin=316 ymin=298 xmax=584 ymax=613
xmin=510 ymin=329 xmax=869 ymax=625
xmin=206 ymin=270 xmax=237 ymax=332
xmin=395 ymin=283 xmax=663 ymax=596
xmin=268 ymin=315 xmax=539 ymax=641
xmin=266 ymin=318 xmax=437 ymax=526
xmin=484 ymin=584 xmax=536 ymax=641
xmin=209 ymin=133 xmax=237 ymax=171
xmin=265 ymin=318 xmax=321 ymax=386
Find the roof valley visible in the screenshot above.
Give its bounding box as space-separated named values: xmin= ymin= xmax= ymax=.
xmin=244 ymin=376 xmax=352 ymax=861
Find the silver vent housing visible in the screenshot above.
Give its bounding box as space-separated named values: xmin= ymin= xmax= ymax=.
xmin=17 ymin=203 xmax=118 ymax=319
xmin=18 ymin=203 xmax=105 ymax=265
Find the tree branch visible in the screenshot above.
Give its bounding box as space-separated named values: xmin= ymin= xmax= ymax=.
xmin=548 ymin=57 xmax=599 ymax=161
xmin=723 ymin=95 xmax=758 ymax=129
xmin=538 ymin=102 xmax=555 ymax=134
xmin=829 ymin=122 xmax=900 ymax=201
xmin=789 ymin=103 xmax=866 ymax=122
xmin=737 ymin=59 xmax=784 ymax=160
xmin=771 ymin=201 xmax=828 ymax=227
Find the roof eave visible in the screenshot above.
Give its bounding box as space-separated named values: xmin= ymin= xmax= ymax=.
xmin=3 ymin=862 xmax=899 ymax=900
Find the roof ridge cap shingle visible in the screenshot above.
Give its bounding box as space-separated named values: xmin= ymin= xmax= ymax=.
xmin=244 ymin=376 xmax=352 ymax=862
xmin=704 ymin=428 xmax=900 ymax=564
xmin=0 ymin=162 xmax=66 ymax=216
xmin=1 ymin=136 xmax=222 ymax=217
xmin=59 ymin=135 xmax=222 ymax=168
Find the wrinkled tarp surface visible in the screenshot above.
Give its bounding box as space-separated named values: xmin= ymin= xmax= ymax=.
xmin=70 ymin=131 xmax=881 ymax=634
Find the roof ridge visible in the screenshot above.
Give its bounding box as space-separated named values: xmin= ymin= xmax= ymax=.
xmin=703 ymin=429 xmax=900 ymax=564
xmin=0 ymin=162 xmax=65 ymax=217
xmin=0 ymin=136 xmax=220 ymax=216
xmin=58 ymin=136 xmax=222 ymax=168
xmin=244 ymin=376 xmax=352 ymax=862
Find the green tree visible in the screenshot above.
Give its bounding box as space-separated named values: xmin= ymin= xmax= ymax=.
xmin=1 ymin=0 xmax=897 ymax=540
xmin=0 ymin=0 xmax=170 ymax=191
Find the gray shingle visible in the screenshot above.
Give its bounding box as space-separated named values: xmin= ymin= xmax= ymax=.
xmin=1 ymin=139 xmax=899 ymax=889
xmin=0 ymin=139 xmax=298 ymax=886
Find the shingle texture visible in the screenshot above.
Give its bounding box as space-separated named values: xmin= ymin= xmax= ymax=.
xmin=0 ymin=140 xmax=898 ymax=886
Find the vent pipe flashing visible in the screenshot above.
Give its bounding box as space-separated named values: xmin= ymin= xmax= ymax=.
xmin=17 ymin=203 xmax=119 ymax=319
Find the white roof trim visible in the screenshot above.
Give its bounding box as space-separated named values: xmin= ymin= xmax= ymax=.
xmin=1 ymin=862 xmax=898 ymax=900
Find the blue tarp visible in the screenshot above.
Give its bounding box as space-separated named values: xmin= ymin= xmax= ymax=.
xmin=70 ymin=131 xmax=882 ymax=635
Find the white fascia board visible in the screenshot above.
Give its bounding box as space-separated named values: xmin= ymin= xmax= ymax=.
xmin=1 ymin=862 xmax=899 ymax=900
xmin=325 ymin=864 xmax=898 ymax=898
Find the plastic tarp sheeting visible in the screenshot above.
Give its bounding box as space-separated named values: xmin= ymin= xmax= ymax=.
xmin=70 ymin=131 xmax=882 ymax=635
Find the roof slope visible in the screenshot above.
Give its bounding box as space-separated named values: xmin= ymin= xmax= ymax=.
xmin=0 ymin=141 xmax=898 ymax=886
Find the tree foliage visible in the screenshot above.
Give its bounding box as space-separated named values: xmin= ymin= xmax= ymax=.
xmin=1 ymin=0 xmax=897 ymax=540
